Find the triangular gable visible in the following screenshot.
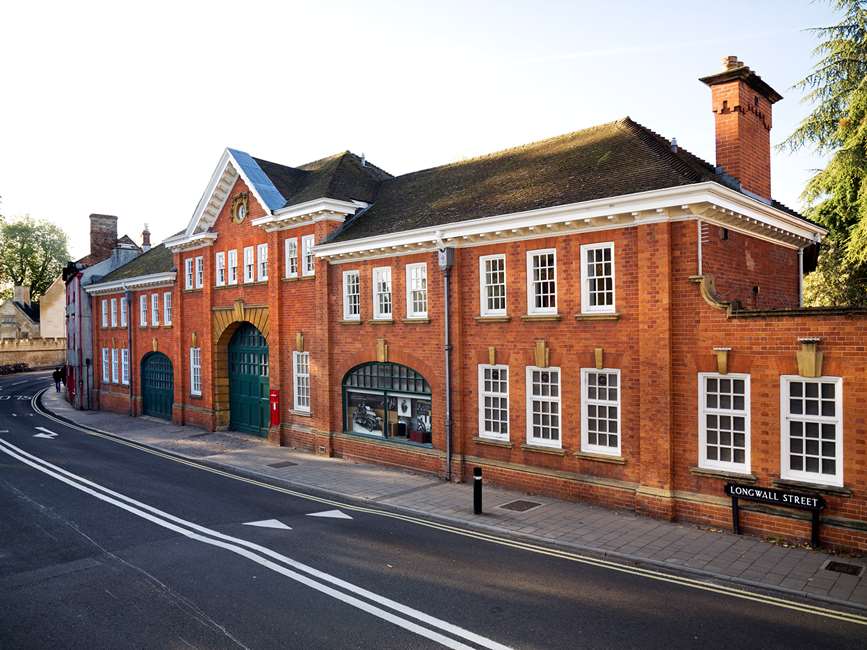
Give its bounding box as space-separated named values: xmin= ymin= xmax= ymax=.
xmin=174 ymin=148 xmax=287 ymax=240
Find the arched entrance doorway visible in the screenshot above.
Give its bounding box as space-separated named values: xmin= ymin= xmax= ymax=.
xmin=228 ymin=322 xmax=270 ymax=436
xmin=141 ymin=352 xmax=173 ymax=420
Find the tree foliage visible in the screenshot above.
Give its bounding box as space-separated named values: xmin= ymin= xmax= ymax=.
xmin=0 ymin=216 xmax=70 ymax=302
xmin=783 ymin=1 xmax=867 ymax=305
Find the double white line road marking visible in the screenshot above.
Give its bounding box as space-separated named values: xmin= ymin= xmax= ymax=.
xmin=0 ymin=437 xmax=510 ymax=650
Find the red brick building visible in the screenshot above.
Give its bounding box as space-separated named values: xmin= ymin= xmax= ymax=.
xmin=84 ymin=58 xmax=867 ymax=551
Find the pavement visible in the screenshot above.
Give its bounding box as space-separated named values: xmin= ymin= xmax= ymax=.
xmin=40 ymin=384 xmax=867 ymax=611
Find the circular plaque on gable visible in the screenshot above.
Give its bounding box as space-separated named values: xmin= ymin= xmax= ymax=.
xmin=231 ymin=193 xmax=249 ymax=223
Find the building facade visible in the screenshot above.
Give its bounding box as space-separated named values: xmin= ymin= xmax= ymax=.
xmin=63 ymin=214 xmax=143 ymax=409
xmin=84 ymin=58 xmax=867 ymax=551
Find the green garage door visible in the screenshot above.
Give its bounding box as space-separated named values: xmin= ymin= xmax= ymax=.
xmin=141 ymin=352 xmax=173 ymax=420
xmin=229 ymin=323 xmax=270 ymax=436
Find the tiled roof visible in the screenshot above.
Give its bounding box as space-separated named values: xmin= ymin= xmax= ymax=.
xmin=14 ymin=301 xmax=39 ymax=323
xmin=253 ymin=152 xmax=392 ymax=209
xmin=326 ymin=118 xmax=810 ymax=243
xmin=98 ymin=244 xmax=173 ymax=283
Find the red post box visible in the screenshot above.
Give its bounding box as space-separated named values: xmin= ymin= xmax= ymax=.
xmin=269 ymin=389 xmax=280 ymax=427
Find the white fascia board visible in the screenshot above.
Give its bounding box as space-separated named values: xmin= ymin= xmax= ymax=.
xmin=315 ymin=182 xmax=824 ymax=258
xmin=181 ymin=148 xmax=282 ymax=241
xmin=251 ymin=198 xmax=367 ymax=227
xmin=84 ymin=272 xmax=177 ymax=296
xmin=164 ymin=231 xmax=219 ymax=253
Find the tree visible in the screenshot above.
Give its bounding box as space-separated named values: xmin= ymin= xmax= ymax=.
xmin=782 ymin=0 xmax=867 ymax=306
xmin=0 ymin=216 xmax=70 ymax=302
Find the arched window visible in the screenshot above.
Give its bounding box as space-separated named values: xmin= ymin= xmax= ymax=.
xmin=343 ymin=362 xmax=432 ymax=446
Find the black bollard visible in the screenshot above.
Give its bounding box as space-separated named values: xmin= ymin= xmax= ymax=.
xmin=473 ymin=467 xmax=483 ymax=514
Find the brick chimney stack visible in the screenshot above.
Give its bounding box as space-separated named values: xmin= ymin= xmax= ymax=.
xmin=89 ymin=214 xmax=118 ymax=262
xmin=142 ymin=223 xmax=151 ymax=251
xmin=700 ymin=56 xmax=782 ymax=200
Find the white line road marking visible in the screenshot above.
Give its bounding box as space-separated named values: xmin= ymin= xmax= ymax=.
xmin=307 ymin=509 xmax=353 ymax=520
xmin=34 ymin=427 xmax=58 ymax=439
xmin=29 ymin=388 xmax=867 ymax=628
xmin=0 ymin=438 xmax=511 ymax=650
xmin=243 ymin=519 xmax=292 ymax=530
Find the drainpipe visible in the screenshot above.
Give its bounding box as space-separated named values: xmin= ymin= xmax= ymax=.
xmin=798 ymin=247 xmax=804 ymax=307
xmin=125 ymin=287 xmax=133 ymax=416
xmin=437 ymin=242 xmax=455 ymax=481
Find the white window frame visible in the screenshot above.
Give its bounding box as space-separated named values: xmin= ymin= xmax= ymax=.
xmin=101 ymin=300 xmax=108 ymax=328
xmin=101 ymin=348 xmax=109 ymax=383
xmin=372 ymin=266 xmax=392 ymax=320
xmin=190 ymin=347 xmax=202 ymax=397
xmin=243 ymin=246 xmax=255 ymax=283
xmin=215 ymin=251 xmax=226 ymax=287
xmin=139 ymin=295 xmax=147 ymax=327
xmin=301 ymin=235 xmax=315 ymax=277
xmin=285 ymin=237 xmax=298 ymax=278
xmin=110 ymin=348 xmax=119 ymax=384
xmin=257 ymin=243 xmax=268 ymax=281
xmin=580 ymin=242 xmax=616 ymax=314
xmin=780 ymin=375 xmax=843 ymax=487
xmin=163 ymin=292 xmax=172 ymax=326
xmin=526 ymin=249 xmax=558 ymax=315
xmin=108 ymin=298 xmax=117 ymax=328
xmin=184 ymin=258 xmax=194 ymax=290
xmin=293 ymin=351 xmax=311 ymax=412
xmin=120 ymin=296 xmax=127 ymax=327
xmin=479 ymin=254 xmax=507 ymax=317
xmin=580 ymin=368 xmax=622 ymax=456
xmin=342 ymin=270 xmax=361 ymax=321
xmin=698 ymin=372 xmax=751 ymax=473
xmin=151 ymin=293 xmax=160 ymax=327
xmin=228 ymin=249 xmax=238 ymax=285
xmin=121 ymin=349 xmax=130 ymax=385
xmin=405 ymin=262 xmax=428 ymax=319
xmin=478 ymin=364 xmax=509 ymax=441
xmin=195 ymin=256 xmax=204 ymax=289
xmin=525 ymin=365 xmax=562 ymax=448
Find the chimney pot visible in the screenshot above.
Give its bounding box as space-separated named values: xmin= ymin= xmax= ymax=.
xmin=723 ymin=55 xmax=743 ymax=71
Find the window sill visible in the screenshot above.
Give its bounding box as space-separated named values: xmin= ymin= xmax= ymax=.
xmin=475 ymin=315 xmax=511 ymax=323
xmin=473 ymin=436 xmax=513 ymax=448
xmin=367 ymin=319 xmax=394 ymax=325
xmin=402 ymin=318 xmax=431 ymax=324
xmin=242 ymin=280 xmax=268 ymax=286
xmin=690 ymin=466 xmax=756 ymax=482
xmin=183 ymin=288 xmax=203 ymax=293
xmin=338 ymin=320 xmax=362 ymax=326
xmin=189 ymin=393 xmax=203 ymax=400
xmin=299 ymin=274 xmax=315 ymax=281
xmin=772 ymin=478 xmax=852 ymax=497
xmin=520 ymin=442 xmax=565 ymax=456
xmin=282 ymin=276 xmax=300 ymax=282
xmin=289 ymin=409 xmax=312 ymax=418
xmin=575 ymin=312 xmax=620 ymax=321
xmin=521 ymin=314 xmax=561 ymax=322
xmin=575 ymin=451 xmax=626 ymax=465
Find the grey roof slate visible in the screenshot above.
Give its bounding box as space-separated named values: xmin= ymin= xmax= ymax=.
xmin=98 ymin=244 xmax=173 ymax=283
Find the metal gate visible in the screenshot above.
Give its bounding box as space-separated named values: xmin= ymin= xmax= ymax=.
xmin=141 ymin=352 xmax=173 ymax=420
xmin=228 ymin=323 xmax=269 ymax=436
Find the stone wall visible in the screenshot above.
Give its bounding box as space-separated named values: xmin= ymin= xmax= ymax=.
xmin=0 ymin=337 xmax=65 ymax=368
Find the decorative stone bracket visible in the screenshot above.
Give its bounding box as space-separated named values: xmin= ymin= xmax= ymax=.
xmin=796 ymin=337 xmax=823 ymax=378
xmin=488 ymin=346 xmax=496 ymax=366
xmin=688 ymin=274 xmax=741 ymax=315
xmin=594 ymin=347 xmax=604 ymax=370
xmin=377 ymin=338 xmax=389 ymax=363
xmin=713 ymin=347 xmax=731 ymax=375
xmin=534 ymin=339 xmax=550 ymax=368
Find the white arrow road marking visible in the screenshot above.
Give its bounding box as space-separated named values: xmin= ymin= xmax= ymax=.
xmin=0 ymin=438 xmax=511 ymax=650
xmin=307 ymin=509 xmax=353 ymax=520
xmin=33 ymin=427 xmax=58 ymax=439
xmin=243 ymin=519 xmax=292 ymax=530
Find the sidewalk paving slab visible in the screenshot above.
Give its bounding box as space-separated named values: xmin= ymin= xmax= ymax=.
xmin=38 ymin=388 xmax=867 ymax=613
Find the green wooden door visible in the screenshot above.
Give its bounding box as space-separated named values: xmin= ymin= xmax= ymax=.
xmin=141 ymin=352 xmax=173 ymax=420
xmin=229 ymin=323 xmax=270 ymax=436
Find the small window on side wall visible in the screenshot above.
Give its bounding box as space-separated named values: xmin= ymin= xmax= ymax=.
xmin=699 ymin=373 xmax=750 ymax=473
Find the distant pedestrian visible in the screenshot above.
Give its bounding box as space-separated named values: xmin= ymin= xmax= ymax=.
xmin=52 ymin=368 xmax=62 ymax=392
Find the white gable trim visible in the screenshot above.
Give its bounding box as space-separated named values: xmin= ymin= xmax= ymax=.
xmin=251 ymin=197 xmax=367 ymax=231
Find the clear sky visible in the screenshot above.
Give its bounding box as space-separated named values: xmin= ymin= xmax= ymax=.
xmin=0 ymin=0 xmax=838 ymax=259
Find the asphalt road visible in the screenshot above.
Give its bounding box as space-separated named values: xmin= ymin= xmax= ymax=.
xmin=0 ymin=371 xmax=864 ymax=649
